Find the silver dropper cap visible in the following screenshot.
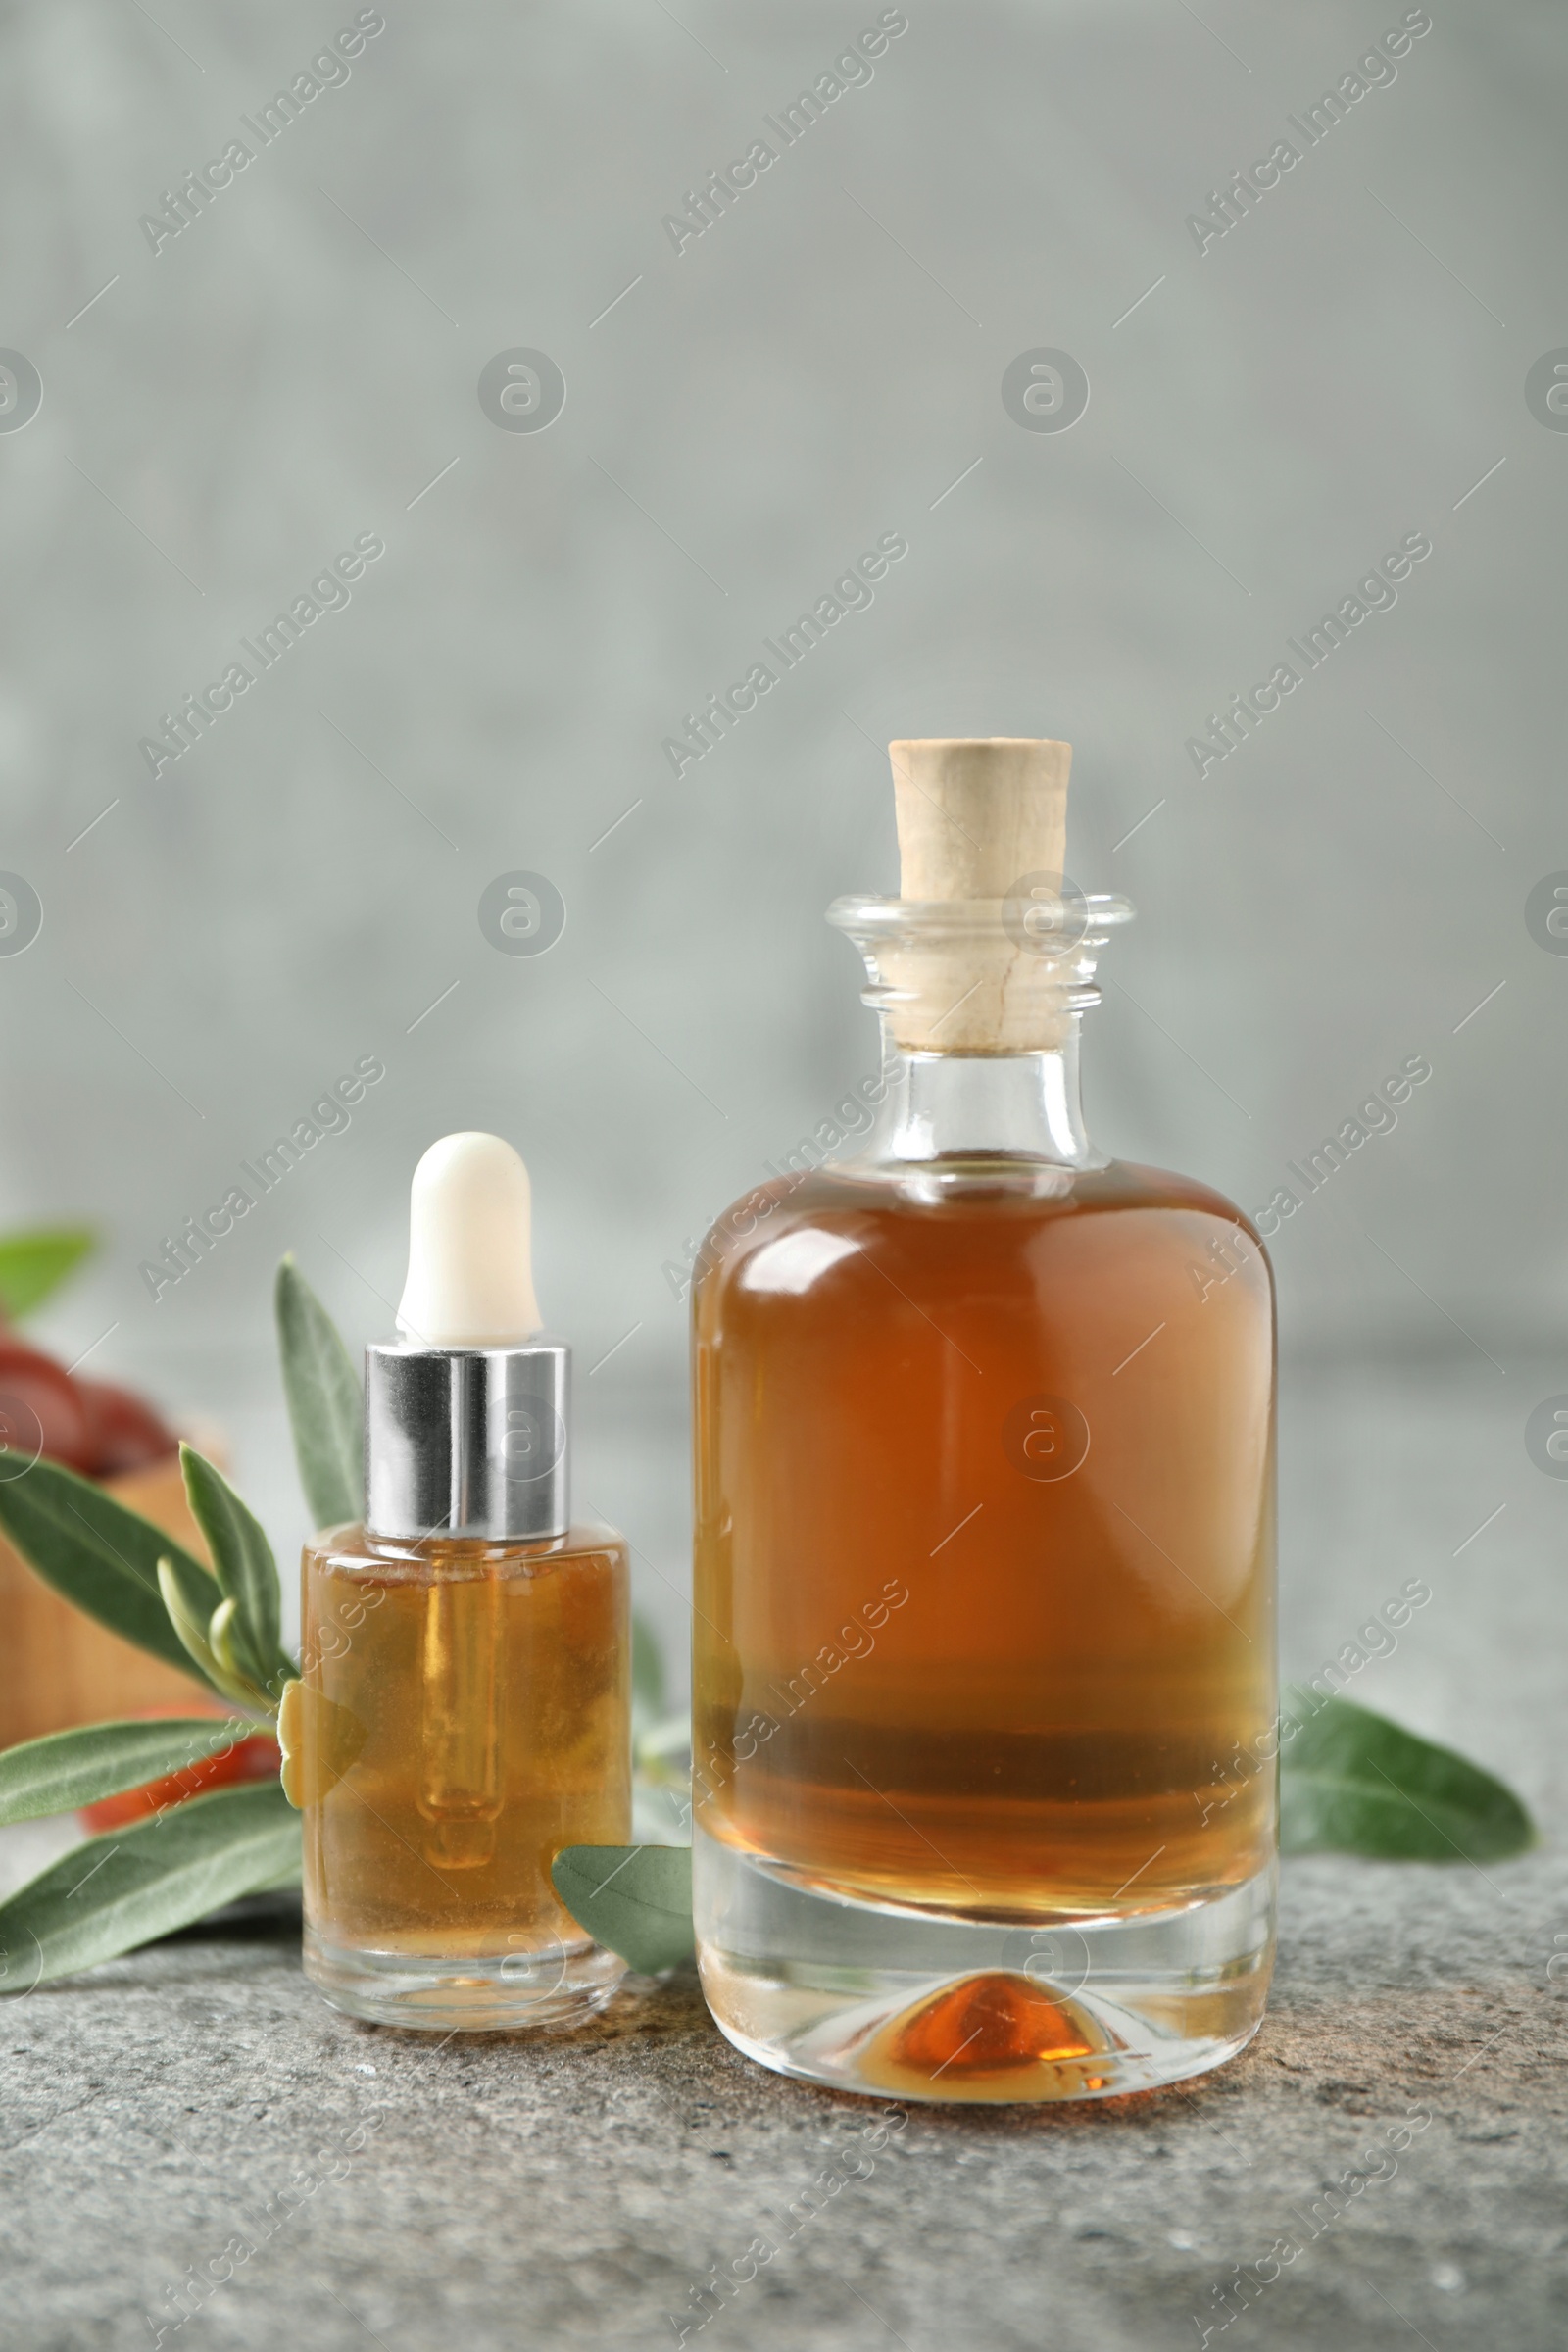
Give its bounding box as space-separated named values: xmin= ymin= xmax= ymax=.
xmin=365 ymin=1340 xmax=568 ymax=1541
xmin=363 ymin=1133 xmax=569 ymax=1544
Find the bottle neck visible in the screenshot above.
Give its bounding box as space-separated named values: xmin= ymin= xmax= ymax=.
xmin=857 ymin=1019 xmax=1103 ymax=1175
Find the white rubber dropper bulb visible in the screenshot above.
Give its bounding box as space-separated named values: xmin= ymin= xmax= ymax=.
xmin=396 ymin=1132 xmax=542 ymax=1345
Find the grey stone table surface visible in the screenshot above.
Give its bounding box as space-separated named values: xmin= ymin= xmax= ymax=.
xmin=2 ymin=1359 xmax=1565 ymax=2352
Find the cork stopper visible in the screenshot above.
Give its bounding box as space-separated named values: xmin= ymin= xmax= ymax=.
xmin=880 ymin=738 xmax=1077 ymax=1054
xmin=891 ymin=739 xmax=1071 ymax=902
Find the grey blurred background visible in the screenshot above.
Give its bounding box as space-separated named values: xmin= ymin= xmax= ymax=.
xmin=2 ymin=0 xmax=1565 ymax=1722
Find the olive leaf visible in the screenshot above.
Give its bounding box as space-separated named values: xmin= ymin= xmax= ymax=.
xmin=179 ymin=1446 xmax=289 ymax=1697
xmin=276 ymin=1679 xmax=367 ymax=1809
xmin=631 ymin=1614 xmax=665 ymax=1720
xmin=0 ymin=1454 xmax=222 ymax=1690
xmin=1279 ymin=1688 xmax=1536 ymax=1862
xmin=154 ymin=1559 xmax=252 ymax=1713
xmin=0 ymin=1781 xmax=301 ymax=1993
xmin=552 ymin=1843 xmax=694 ymax=1975
xmin=0 ymin=1716 xmax=256 ymax=1826
xmin=0 ymin=1225 xmax=95 ymax=1319
xmin=274 ymin=1255 xmax=364 ymax=1531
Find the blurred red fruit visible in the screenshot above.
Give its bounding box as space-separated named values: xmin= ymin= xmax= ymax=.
xmin=0 ymin=1341 xmax=94 ymax=1474
xmin=79 ymin=1712 xmax=282 ymax=1832
xmin=77 ymin=1378 xmax=177 ymax=1477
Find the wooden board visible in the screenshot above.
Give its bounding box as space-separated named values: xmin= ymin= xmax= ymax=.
xmin=0 ymin=1455 xmax=228 ymax=1745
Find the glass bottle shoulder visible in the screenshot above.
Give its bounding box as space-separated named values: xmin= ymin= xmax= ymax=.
xmin=694 ymin=1158 xmax=1271 ymax=1306
xmin=304 ymin=1521 xmax=627 ymax=1584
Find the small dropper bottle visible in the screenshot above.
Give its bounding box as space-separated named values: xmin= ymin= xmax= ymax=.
xmin=290 ymin=1132 xmax=631 ymax=2031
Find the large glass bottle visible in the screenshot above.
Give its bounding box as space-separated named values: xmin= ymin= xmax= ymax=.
xmin=691 ymin=739 xmax=1276 ymax=2103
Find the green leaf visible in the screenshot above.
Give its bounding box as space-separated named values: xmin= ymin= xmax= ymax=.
xmin=0 ymin=1455 xmax=220 ymax=1691
xmin=274 ymin=1255 xmax=364 ymax=1530
xmin=276 ymin=1678 xmax=362 ymax=1810
xmin=1279 ymin=1689 xmax=1536 ymax=1863
xmin=631 ymin=1612 xmax=665 ymax=1717
xmin=178 ymin=1446 xmax=285 ymax=1694
xmin=552 ymin=1843 xmax=694 ymax=1975
xmin=0 ymin=1716 xmax=257 ymax=1825
xmin=0 ymin=1780 xmax=301 ymax=1991
xmin=156 ymin=1559 xmax=236 ymax=1699
xmin=0 ymin=1226 xmax=95 ymax=1319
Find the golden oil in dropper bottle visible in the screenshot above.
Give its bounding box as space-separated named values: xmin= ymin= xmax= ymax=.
xmin=287 ymin=1133 xmax=630 ymax=2029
